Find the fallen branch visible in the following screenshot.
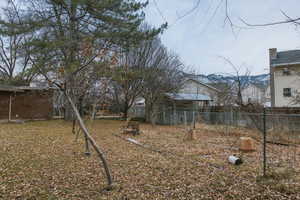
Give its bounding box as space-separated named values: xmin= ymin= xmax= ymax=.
xmin=266 ymin=141 xmax=291 ymax=147
xmin=112 ymin=133 xmax=164 ymax=155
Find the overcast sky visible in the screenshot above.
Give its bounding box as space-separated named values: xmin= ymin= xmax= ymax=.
xmin=143 ymin=0 xmax=300 ymax=75
xmin=0 ymin=0 xmax=299 ymax=75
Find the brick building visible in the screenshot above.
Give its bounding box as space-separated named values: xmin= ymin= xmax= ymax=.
xmin=0 ymin=85 xmax=54 ymax=120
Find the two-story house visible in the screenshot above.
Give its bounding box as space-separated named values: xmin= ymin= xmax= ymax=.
xmin=269 ymin=48 xmax=300 ymax=107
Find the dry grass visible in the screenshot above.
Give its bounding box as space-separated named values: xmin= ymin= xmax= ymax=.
xmin=0 ymin=120 xmax=299 ymax=199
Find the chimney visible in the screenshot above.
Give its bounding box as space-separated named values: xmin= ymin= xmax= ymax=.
xmin=269 ymin=48 xmax=277 ymax=60
xmin=269 ymin=48 xmax=276 ymax=107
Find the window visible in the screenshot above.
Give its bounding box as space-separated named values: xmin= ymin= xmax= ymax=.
xmin=283 ymin=88 xmax=292 ymax=97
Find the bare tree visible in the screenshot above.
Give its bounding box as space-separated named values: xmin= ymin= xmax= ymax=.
xmin=141 ymin=40 xmax=184 ymax=125
xmin=111 ymin=55 xmax=144 ymax=119
xmin=109 ymin=35 xmax=184 ymax=122
xmin=221 ymin=57 xmax=251 ymax=106
xmin=0 ymin=3 xmax=35 ymax=85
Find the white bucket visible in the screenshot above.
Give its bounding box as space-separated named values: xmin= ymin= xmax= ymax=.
xmin=228 ymin=155 xmax=243 ymax=165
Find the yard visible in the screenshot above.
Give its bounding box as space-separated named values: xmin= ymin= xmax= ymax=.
xmin=0 ymin=120 xmax=299 ymax=199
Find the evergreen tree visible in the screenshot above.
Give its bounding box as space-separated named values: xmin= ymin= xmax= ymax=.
xmin=0 ymin=0 xmax=166 ymax=188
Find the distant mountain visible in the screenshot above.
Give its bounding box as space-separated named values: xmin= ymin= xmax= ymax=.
xmin=186 ymin=73 xmax=270 ymax=87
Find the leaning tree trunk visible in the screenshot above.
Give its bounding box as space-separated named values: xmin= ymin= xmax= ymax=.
xmin=64 ymin=90 xmax=113 ymax=187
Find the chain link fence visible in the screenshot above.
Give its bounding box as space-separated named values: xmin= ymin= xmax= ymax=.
xmin=156 ymin=108 xmax=300 ymax=178
xmin=129 ymin=106 xmax=300 ymax=178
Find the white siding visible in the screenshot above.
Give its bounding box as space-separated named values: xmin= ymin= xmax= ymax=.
xmin=180 ymin=80 xmax=218 ymax=104
xmin=241 ymin=84 xmax=264 ymax=104
xmin=274 ymin=67 xmax=300 ymax=107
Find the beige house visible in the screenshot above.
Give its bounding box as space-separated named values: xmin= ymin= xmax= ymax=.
xmin=241 ymin=83 xmax=270 ymax=106
xmin=178 ymin=78 xmax=219 ymax=106
xmin=269 ymin=48 xmax=300 ymax=107
xmin=154 ymin=78 xmax=220 ymax=125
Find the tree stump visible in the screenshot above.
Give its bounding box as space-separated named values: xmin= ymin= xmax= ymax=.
xmin=239 ymin=137 xmax=255 ymax=152
xmin=121 ymin=120 xmax=140 ymax=135
xmin=184 ymin=128 xmax=195 ymax=141
xmin=195 ymin=122 xmax=202 ymax=129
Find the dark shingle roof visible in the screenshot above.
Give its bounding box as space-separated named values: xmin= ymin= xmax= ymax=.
xmin=0 ymin=85 xmax=51 ymax=92
xmin=271 ymin=50 xmax=300 ymax=66
xmin=0 ymin=85 xmax=24 ymax=92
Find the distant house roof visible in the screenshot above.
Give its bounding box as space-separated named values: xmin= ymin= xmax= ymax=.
xmin=271 ymin=49 xmax=300 ymax=66
xmin=166 ymin=93 xmax=212 ymax=101
xmin=184 ymin=77 xmax=220 ymax=93
xmin=184 ymin=73 xmax=212 ymax=84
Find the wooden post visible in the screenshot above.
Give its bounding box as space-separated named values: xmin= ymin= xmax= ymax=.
xmin=263 ymin=108 xmax=267 ymax=177
xmin=8 ymin=94 xmax=12 ymax=122
xmin=193 ymin=111 xmax=195 ymax=128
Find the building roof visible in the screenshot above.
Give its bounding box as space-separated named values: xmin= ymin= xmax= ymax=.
xmin=0 ymin=85 xmax=24 ymax=92
xmin=166 ymin=93 xmax=212 ymax=101
xmin=0 ymin=85 xmax=51 ymax=92
xmin=182 ymin=73 xmax=220 ymax=92
xmin=17 ymin=86 xmax=50 ymax=90
xmin=186 ymin=78 xmax=220 ymax=92
xmin=271 ymin=49 xmax=300 ymax=66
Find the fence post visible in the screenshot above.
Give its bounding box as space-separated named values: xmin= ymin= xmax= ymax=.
xmin=193 ymin=111 xmax=195 ymax=129
xmin=184 ymin=111 xmax=187 ymax=126
xmin=263 ymin=107 xmax=267 ymax=177
xmin=8 ymin=94 xmax=12 ymax=122
xmin=230 ymin=107 xmax=233 ymax=126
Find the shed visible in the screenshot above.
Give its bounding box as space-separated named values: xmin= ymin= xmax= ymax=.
xmin=0 ymin=85 xmax=54 ymax=121
xmin=154 ymin=93 xmax=213 ymax=125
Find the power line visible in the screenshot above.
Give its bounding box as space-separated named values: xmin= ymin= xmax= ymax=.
xmin=153 ymin=0 xmax=168 ymax=23
xmin=152 ymin=0 xmax=202 ymax=29
xmin=169 ymin=0 xmax=202 ymax=27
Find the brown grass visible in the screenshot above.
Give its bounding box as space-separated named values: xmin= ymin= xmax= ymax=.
xmin=0 ymin=120 xmax=299 ymax=199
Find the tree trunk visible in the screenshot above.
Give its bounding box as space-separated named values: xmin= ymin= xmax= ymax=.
xmin=64 ymin=101 xmax=75 ymax=121
xmin=145 ymin=101 xmax=156 ymax=125
xmin=123 ymin=103 xmax=129 ymax=120
xmin=91 ymin=103 xmax=97 ymax=120
xmin=150 ymin=111 xmax=157 ymax=126
xmin=145 ymin=100 xmax=152 ymax=123
xmin=64 ymin=90 xmax=113 ymax=187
